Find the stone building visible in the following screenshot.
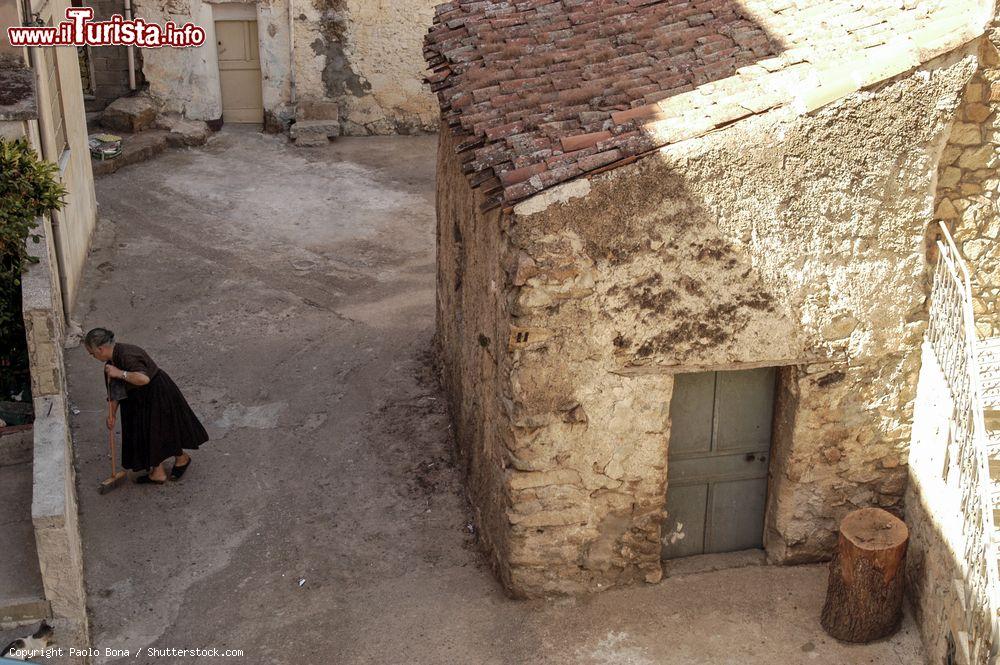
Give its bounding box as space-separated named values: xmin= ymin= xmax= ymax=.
xmin=126 ymin=0 xmax=441 ymax=134
xmin=426 ymin=1 xmax=1000 ymax=658
xmin=77 ymin=0 xmax=144 ymax=111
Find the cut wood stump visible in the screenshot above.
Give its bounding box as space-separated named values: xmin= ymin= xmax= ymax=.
xmin=820 ymin=507 xmax=909 ymax=643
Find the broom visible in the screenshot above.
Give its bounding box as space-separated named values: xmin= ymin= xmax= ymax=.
xmin=98 ymin=381 xmax=128 ymax=494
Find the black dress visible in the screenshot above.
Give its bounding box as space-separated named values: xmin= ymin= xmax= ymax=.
xmin=108 ymin=343 xmax=208 ymax=471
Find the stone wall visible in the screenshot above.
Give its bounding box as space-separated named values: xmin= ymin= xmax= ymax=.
xmin=905 ymin=342 xmax=993 ymax=665
xmin=435 ymin=124 xmax=518 ymax=590
xmin=934 ymin=34 xmax=1000 ymax=339
xmin=438 ymin=47 xmax=980 ymax=597
xmin=765 ymin=357 xmax=915 ymax=562
xmin=293 ymin=0 xmax=439 ymax=134
xmin=86 ymin=0 xmax=143 ymax=109
xmin=135 ymin=0 xmax=436 ymax=134
xmin=21 ymin=218 xmax=90 ymax=661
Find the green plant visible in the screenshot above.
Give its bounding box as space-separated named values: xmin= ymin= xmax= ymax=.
xmin=0 ymin=137 xmax=66 ymax=403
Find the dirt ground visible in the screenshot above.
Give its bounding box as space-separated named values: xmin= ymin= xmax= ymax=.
xmin=59 ymin=129 xmax=924 ymax=664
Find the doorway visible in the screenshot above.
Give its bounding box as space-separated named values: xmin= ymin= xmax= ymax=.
xmin=215 ymin=15 xmax=263 ymax=124
xmin=662 ymin=367 xmax=776 ymax=560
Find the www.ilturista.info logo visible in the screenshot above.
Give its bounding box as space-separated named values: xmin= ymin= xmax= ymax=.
xmin=7 ymin=7 xmax=205 ymax=47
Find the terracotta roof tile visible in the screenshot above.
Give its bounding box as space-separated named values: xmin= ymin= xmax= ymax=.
xmin=425 ymin=0 xmax=984 ymax=209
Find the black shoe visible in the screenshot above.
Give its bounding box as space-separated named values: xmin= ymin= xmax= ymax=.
xmin=170 ymin=458 xmax=191 ymax=480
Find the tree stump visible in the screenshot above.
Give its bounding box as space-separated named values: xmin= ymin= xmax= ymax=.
xmin=820 ymin=507 xmax=909 ymax=643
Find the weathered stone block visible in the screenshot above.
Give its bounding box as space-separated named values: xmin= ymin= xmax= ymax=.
xmin=941 ymin=144 xmax=963 ymax=165
xmin=964 ymin=102 xmax=992 ymax=123
xmin=957 ymin=145 xmax=996 ymax=169
xmin=100 ymin=94 xmax=156 ymax=133
xmin=156 ymin=114 xmax=210 ymax=146
xmin=296 ymin=99 xmax=340 ymax=121
xmin=939 ymin=166 xmax=962 ymax=188
xmin=935 ymin=198 xmax=958 ymax=219
xmin=290 ymin=120 xmax=339 ymax=146
xmin=951 ymin=122 xmax=982 ymax=145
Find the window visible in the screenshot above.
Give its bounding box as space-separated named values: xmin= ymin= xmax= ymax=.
xmin=39 ymin=40 xmax=69 ymax=158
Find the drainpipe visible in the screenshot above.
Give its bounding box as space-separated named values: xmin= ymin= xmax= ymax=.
xmin=124 ymin=0 xmax=136 ymax=90
xmin=19 ymin=0 xmax=33 ymax=65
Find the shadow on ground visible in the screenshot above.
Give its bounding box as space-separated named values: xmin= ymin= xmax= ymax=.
xmin=61 ymin=128 xmax=922 ymax=665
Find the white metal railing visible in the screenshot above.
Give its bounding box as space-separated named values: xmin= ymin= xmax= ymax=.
xmin=927 ymin=221 xmax=999 ymax=664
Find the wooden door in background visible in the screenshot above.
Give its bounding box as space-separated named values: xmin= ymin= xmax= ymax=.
xmin=216 ymin=19 xmax=262 ymax=124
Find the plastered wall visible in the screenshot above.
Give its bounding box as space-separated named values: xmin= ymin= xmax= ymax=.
xmin=135 ymin=0 xmax=437 ymax=133
xmin=25 ymin=0 xmax=99 ymax=315
xmin=292 ymin=0 xmax=438 ymax=133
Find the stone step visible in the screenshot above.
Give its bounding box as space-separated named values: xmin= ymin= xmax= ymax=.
xmin=0 ymin=426 xmax=32 ymax=467
xmin=0 ymin=598 xmax=50 ymax=627
xmin=155 ymin=114 xmax=211 ymax=147
xmin=0 ymin=462 xmax=46 ymax=628
xmin=91 ymin=130 xmax=170 ymax=177
xmin=99 ymin=94 xmax=156 ymax=133
xmin=290 ymin=120 xmax=339 ymax=147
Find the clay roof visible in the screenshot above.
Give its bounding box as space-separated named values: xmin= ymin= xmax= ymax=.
xmin=424 ymin=0 xmax=986 ymax=210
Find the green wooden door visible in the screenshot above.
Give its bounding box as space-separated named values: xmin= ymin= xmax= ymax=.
xmin=662 ymin=368 xmax=775 ymax=560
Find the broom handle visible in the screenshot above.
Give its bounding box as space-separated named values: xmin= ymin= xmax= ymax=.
xmin=107 ymin=401 xmax=117 ymax=476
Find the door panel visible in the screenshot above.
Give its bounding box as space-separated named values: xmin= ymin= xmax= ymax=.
xmin=215 ymin=19 xmax=262 ymax=124
xmin=707 ymin=477 xmax=769 ymax=552
xmin=716 ymin=367 xmax=776 ymax=451
xmin=666 ymin=371 xmax=715 ymax=455
xmin=663 ymin=368 xmax=776 ymax=560
xmin=215 ymin=21 xmax=247 ymax=62
xmin=662 ymin=483 xmax=708 ymax=560
xmin=666 ymin=451 xmax=768 ymax=485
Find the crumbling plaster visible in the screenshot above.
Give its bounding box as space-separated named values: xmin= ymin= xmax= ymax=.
xmin=438 ymin=45 xmax=980 ymax=597
xmin=294 ymin=0 xmax=438 ymax=134
xmin=136 ymin=0 xmax=294 ymax=126
xmin=135 ymin=0 xmax=435 ymax=133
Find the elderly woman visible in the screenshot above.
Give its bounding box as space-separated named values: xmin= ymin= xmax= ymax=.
xmin=84 ymin=328 xmax=208 ymax=484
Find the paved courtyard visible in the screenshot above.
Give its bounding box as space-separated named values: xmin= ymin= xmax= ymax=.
xmin=60 ymin=129 xmax=924 ymax=664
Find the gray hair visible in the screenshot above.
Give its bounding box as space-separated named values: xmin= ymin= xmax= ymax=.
xmin=84 ymin=328 xmax=115 ymax=349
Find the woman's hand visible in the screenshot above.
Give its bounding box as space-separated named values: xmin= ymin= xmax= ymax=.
xmin=106 ymin=412 xmax=116 ymax=430
xmin=105 ymin=364 xmax=124 ymax=380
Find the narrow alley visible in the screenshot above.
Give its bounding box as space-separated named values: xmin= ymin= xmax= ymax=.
xmin=61 ymin=130 xmax=923 ymax=664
